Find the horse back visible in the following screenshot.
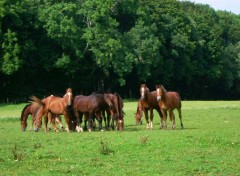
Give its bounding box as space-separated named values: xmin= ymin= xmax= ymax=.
xmin=73 ymin=94 xmax=102 ymax=113
xmin=166 ymin=91 xmax=181 ymax=109
xmin=44 ymin=96 xmax=66 ymax=114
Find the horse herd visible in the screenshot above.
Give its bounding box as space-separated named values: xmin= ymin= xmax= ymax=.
xmin=20 ymin=84 xmax=184 ymax=132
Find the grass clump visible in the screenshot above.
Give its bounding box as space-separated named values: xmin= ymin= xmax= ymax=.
xmin=99 ymin=139 xmax=114 ymax=155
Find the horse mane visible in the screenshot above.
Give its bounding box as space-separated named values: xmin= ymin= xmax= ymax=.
xmin=20 ymin=104 xmax=30 ymax=121
xmin=161 ymin=85 xmax=167 ymax=94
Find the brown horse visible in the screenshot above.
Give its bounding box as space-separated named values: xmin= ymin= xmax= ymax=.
xmin=20 ymin=103 xmax=63 ymax=131
xmin=156 ymin=85 xmax=184 ymax=129
xmin=32 ymin=88 xmax=73 ymax=132
xmin=20 ymin=103 xmax=40 ymax=131
xmin=135 ymin=84 xmax=163 ymax=129
xmin=103 ymin=93 xmax=124 ymax=131
xmin=73 ymin=93 xmax=113 ymax=132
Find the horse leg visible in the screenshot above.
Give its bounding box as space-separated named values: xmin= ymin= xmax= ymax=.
xmin=30 ymin=115 xmax=35 ymax=131
xmin=110 ymin=111 xmax=115 ymax=130
xmin=150 ymin=109 xmax=154 ymax=129
xmin=170 ymin=110 xmax=176 ymax=129
xmin=56 ymin=116 xmax=64 ymax=130
xmin=88 ymin=113 xmax=93 ymax=132
xmin=157 ymin=109 xmax=164 ymax=129
xmin=143 ymin=109 xmax=150 ymax=129
xmin=106 ymin=111 xmax=111 ymax=130
xmin=63 ymin=112 xmax=70 ymax=132
xmin=96 ymin=112 xmax=103 ymax=131
xmin=50 ymin=113 xmax=58 ymax=132
xmin=34 ymin=107 xmax=44 ymax=132
xmin=83 ymin=113 xmax=88 ymax=131
xmin=161 ymin=110 xmax=167 ymax=129
xmin=177 ymin=108 xmax=184 ymax=129
xmin=75 ymin=111 xmax=82 ymax=132
xmin=44 ymin=114 xmax=49 ymax=132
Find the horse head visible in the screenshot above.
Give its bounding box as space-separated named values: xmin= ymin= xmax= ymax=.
xmin=117 ymin=119 xmax=124 ymax=131
xmin=156 ymin=84 xmax=166 ymax=101
xmin=103 ymin=93 xmax=114 ymax=108
xmin=156 ymin=85 xmax=162 ymax=101
xmin=65 ymin=88 xmax=73 ymax=106
xmin=140 ymin=84 xmax=149 ymax=100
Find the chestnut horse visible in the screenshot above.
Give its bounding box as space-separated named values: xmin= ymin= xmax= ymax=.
xmin=135 ymin=84 xmax=163 ymax=129
xmin=156 ymin=85 xmax=184 ymax=129
xmin=73 ymin=93 xmax=113 ymax=132
xmin=20 ymin=103 xmax=63 ymax=131
xmin=103 ymin=93 xmax=124 ymax=131
xmin=31 ymin=88 xmax=73 ymax=132
xmin=20 ymin=103 xmax=40 ymax=131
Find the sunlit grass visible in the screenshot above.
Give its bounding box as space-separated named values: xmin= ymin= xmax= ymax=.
xmin=0 ymin=101 xmax=240 ymax=175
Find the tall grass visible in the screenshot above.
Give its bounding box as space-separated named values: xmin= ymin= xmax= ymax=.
xmin=0 ymin=101 xmax=240 ymax=175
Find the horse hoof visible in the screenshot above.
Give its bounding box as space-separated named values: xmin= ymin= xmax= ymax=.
xmin=88 ymin=129 xmax=92 ymax=132
xmin=34 ymin=128 xmax=39 ymax=132
xmin=22 ymin=128 xmax=26 ymax=132
xmin=101 ymin=129 xmax=104 ymax=132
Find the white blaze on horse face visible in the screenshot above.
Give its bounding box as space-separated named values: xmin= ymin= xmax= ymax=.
xmin=157 ymin=88 xmax=161 ymax=101
xmin=67 ymin=92 xmax=71 ymax=105
xmin=141 ymin=87 xmax=145 ymax=98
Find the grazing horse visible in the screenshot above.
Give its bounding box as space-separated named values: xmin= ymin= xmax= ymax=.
xmin=20 ymin=103 xmax=63 ymax=131
xmin=20 ymin=103 xmax=40 ymax=131
xmin=73 ymin=93 xmax=109 ymax=132
xmin=135 ymin=84 xmax=163 ymax=129
xmin=32 ymin=88 xmax=73 ymax=132
xmin=156 ymin=85 xmax=184 ymax=129
xmin=103 ymin=93 xmax=124 ymax=131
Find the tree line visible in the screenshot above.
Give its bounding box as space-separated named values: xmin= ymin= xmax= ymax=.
xmin=1 ymin=0 xmax=240 ymax=102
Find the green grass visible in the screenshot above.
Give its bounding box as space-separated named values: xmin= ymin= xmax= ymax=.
xmin=0 ymin=101 xmax=240 ymax=176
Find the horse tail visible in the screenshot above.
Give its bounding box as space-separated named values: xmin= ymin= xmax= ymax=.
xmin=114 ymin=92 xmax=123 ymax=119
xmin=30 ymin=96 xmax=45 ymax=106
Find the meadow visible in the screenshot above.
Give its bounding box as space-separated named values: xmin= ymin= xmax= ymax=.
xmin=0 ymin=101 xmax=240 ymax=176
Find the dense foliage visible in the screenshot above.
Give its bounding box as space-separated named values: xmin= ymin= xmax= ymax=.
xmin=1 ymin=0 xmax=240 ymax=101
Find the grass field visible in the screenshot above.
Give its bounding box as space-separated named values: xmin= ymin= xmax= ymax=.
xmin=0 ymin=101 xmax=240 ymax=176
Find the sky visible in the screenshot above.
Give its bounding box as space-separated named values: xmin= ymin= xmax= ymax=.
xmin=181 ymin=0 xmax=240 ymax=15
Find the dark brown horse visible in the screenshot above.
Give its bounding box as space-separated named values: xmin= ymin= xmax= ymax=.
xmin=103 ymin=93 xmax=124 ymax=131
xmin=135 ymin=84 xmax=163 ymax=129
xmin=31 ymin=88 xmax=73 ymax=132
xmin=20 ymin=103 xmax=63 ymax=131
xmin=73 ymin=93 xmax=110 ymax=132
xmin=156 ymin=85 xmax=184 ymax=129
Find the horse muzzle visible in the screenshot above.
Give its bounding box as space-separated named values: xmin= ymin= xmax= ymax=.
xmin=157 ymin=96 xmax=161 ymax=101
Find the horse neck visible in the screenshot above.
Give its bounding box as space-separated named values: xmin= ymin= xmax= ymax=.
xmin=21 ymin=104 xmax=31 ymax=121
xmin=64 ymin=93 xmax=72 ymax=106
xmin=160 ymin=89 xmax=168 ymax=102
xmin=137 ymin=101 xmax=142 ymax=116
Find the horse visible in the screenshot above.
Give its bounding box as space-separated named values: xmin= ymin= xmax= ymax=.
xmin=20 ymin=102 xmax=63 ymax=131
xmin=20 ymin=103 xmax=63 ymax=131
xmin=20 ymin=103 xmax=40 ymax=131
xmin=135 ymin=84 xmax=163 ymax=129
xmin=73 ymin=93 xmax=112 ymax=132
xmin=135 ymin=100 xmax=143 ymax=125
xmin=31 ymin=88 xmax=73 ymax=132
xmin=156 ymin=84 xmax=184 ymax=129
xmin=103 ymin=93 xmax=124 ymax=131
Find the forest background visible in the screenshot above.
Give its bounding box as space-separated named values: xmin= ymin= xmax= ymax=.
xmin=1 ymin=0 xmax=240 ymax=102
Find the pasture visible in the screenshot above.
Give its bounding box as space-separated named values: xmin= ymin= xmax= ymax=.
xmin=0 ymin=101 xmax=240 ymax=176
